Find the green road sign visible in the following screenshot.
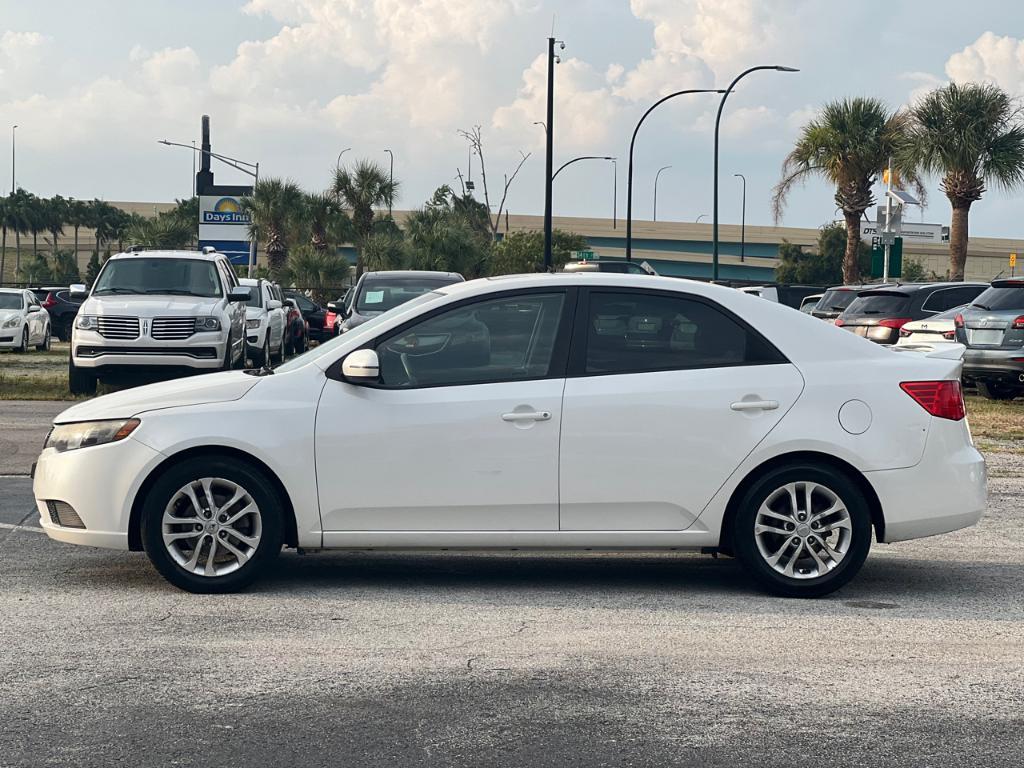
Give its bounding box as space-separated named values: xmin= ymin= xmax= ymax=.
xmin=573 ymin=250 xmax=596 ymax=261
xmin=870 ymin=237 xmax=903 ymax=279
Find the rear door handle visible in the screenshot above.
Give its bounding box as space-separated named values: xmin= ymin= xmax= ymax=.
xmin=501 ymin=411 xmax=552 ymax=422
xmin=730 ymin=400 xmax=779 ymax=412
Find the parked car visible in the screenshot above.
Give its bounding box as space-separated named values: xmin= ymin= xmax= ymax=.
xmin=35 ymin=274 xmax=984 ymax=598
xmin=799 ymin=293 xmax=823 ymax=314
xmin=282 ymin=290 xmax=330 ymax=342
xmin=68 ymin=249 xmax=249 ymax=394
xmin=956 ymin=278 xmax=1024 ymax=400
xmin=281 ymin=297 xmax=308 ymax=355
xmin=335 ymin=270 xmax=463 ymax=334
xmin=0 ymin=288 xmax=51 ymax=352
xmin=836 ymin=282 xmax=988 ymax=345
xmin=740 ymin=284 xmax=826 ymax=310
xmin=239 ymin=278 xmax=286 ymax=367
xmin=562 ymin=259 xmax=657 ymax=275
xmin=32 ymin=288 xmax=84 ymax=341
xmin=811 ymin=284 xmax=896 ymax=322
xmin=895 ymin=305 xmax=966 ymax=348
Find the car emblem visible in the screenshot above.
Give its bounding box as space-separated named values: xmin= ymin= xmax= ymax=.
xmin=142 ymin=319 xmax=149 ymax=335
xmin=920 ymin=324 xmax=928 ymax=329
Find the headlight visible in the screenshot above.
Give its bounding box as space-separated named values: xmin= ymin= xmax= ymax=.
xmin=2 ymin=315 xmax=19 ymax=328
xmin=44 ymin=419 xmax=140 ymax=453
xmin=76 ymin=315 xmax=98 ymax=331
xmin=195 ymin=317 xmax=221 ymax=332
xmin=246 ymin=318 xmax=261 ymax=329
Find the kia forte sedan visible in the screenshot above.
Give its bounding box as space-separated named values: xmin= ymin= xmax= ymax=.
xmin=33 ymin=274 xmax=986 ymax=597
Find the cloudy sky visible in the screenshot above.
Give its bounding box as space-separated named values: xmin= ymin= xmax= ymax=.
xmin=2 ymin=0 xmax=1024 ymax=238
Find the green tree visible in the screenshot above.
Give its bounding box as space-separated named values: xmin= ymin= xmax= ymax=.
xmin=773 ymin=97 xmax=921 ymax=283
xmin=331 ymin=160 xmax=399 ymax=277
xmin=6 ymin=188 xmax=35 ymax=275
xmin=302 ymin=192 xmax=351 ymax=252
xmin=66 ymin=199 xmax=90 ymax=264
xmin=163 ymin=197 xmax=199 ymax=247
xmin=241 ymin=179 xmax=304 ymax=277
xmin=0 ymin=196 xmax=7 ymax=284
xmin=50 ymin=250 xmax=80 ymax=284
xmin=84 ymin=251 xmax=102 ymax=287
xmin=360 ymin=232 xmax=407 ymax=272
xmin=17 ymin=252 xmax=51 ymax=285
xmin=278 ymin=245 xmax=350 ymax=304
xmin=125 ymin=213 xmax=194 ymax=249
xmin=903 ymin=82 xmax=1024 ymax=280
xmin=43 ymin=195 xmax=68 ymax=256
xmin=489 ymin=230 xmax=587 ymax=275
xmin=87 ymin=200 xmax=122 ymax=257
xmin=774 ymin=224 xmax=869 ymax=284
xmin=404 ymin=186 xmax=492 ymax=278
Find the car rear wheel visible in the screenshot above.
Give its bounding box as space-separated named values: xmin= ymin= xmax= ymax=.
xmin=35 ymin=324 xmax=51 ymax=351
xmin=16 ymin=327 xmax=28 ymax=353
xmin=731 ymin=464 xmax=872 ymax=598
xmin=977 ymin=381 xmax=1019 ymax=401
xmin=140 ymin=456 xmax=284 ymax=593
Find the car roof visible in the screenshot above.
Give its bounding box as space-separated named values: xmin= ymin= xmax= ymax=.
xmin=362 ymin=270 xmax=463 ymax=280
xmin=857 ymin=281 xmax=988 ymax=296
xmin=0 ymin=287 xmax=28 ymax=295
xmin=107 ymin=249 xmax=225 ymax=262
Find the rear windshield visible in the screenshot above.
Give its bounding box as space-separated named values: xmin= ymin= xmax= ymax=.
xmin=971 ymin=285 xmax=1024 ymax=311
xmin=817 ymin=289 xmax=857 ymax=312
xmin=844 ymin=293 xmax=912 ymax=315
xmin=356 ymin=276 xmax=461 ymax=313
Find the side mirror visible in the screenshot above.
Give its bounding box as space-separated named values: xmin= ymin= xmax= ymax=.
xmin=267 ymin=299 xmax=282 ymax=311
xmin=228 ymin=286 xmax=250 ymax=303
xmin=28 ymin=305 xmax=41 ymax=313
xmin=341 ymin=348 xmax=380 ymax=383
xmin=70 ymin=283 xmax=88 ymax=300
xmin=327 ymin=302 xmax=337 ymax=312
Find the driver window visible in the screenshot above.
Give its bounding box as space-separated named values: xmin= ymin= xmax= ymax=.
xmin=376 ymin=293 xmax=565 ymax=388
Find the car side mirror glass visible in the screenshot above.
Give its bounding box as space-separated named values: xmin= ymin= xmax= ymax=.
xmin=70 ymin=283 xmax=88 ymax=299
xmin=341 ymin=348 xmax=380 ymax=383
xmin=267 ymin=299 xmax=282 ymax=310
xmin=228 ymin=287 xmax=250 ymax=303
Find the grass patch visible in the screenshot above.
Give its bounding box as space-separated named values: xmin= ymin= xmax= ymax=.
xmin=964 ymin=395 xmax=1024 ymax=443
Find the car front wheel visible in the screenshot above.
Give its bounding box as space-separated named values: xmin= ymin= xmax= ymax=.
xmin=731 ymin=464 xmax=872 ymax=598
xmin=140 ymin=456 xmax=284 ymax=593
xmin=35 ymin=324 xmax=51 ymax=351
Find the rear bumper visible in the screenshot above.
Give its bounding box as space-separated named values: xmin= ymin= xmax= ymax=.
xmin=962 ymin=348 xmax=1024 ymax=383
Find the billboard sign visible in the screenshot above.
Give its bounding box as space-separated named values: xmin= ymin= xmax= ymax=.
xmin=198 ymin=188 xmax=252 ymax=264
xmin=852 ymin=220 xmax=947 ymax=244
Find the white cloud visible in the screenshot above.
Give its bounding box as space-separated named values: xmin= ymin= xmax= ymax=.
xmin=945 ymin=31 xmax=1024 ymax=95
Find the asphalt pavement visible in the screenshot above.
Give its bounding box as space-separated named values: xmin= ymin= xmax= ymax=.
xmin=0 ymin=411 xmax=1022 ymax=766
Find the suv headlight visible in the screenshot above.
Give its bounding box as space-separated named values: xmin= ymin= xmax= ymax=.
xmin=75 ymin=315 xmax=98 ymax=331
xmin=195 ymin=317 xmax=221 ymax=332
xmin=2 ymin=315 xmax=19 ymax=328
xmin=45 ymin=419 xmax=140 ymax=453
xmin=246 ymin=318 xmax=261 ymax=329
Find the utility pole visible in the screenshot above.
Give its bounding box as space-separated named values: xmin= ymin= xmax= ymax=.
xmin=543 ymin=37 xmax=557 ymax=271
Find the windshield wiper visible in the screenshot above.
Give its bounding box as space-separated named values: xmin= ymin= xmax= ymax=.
xmin=142 ymin=289 xmax=208 ymax=296
xmin=94 ymin=287 xmax=141 ymax=295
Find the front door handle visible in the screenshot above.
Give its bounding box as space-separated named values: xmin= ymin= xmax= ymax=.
xmin=730 ymin=399 xmax=779 ymax=412
xmin=501 ymin=410 xmax=552 ymax=423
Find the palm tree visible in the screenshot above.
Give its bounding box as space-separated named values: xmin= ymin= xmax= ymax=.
xmin=66 ymin=199 xmax=90 ymax=263
xmin=88 ymin=200 xmax=120 ymax=257
xmin=772 ymin=98 xmax=921 ymax=283
xmin=278 ymin=245 xmax=350 ymax=304
xmin=240 ymin=178 xmax=304 ymax=276
xmin=903 ymin=82 xmax=1024 ymax=280
xmin=43 ymin=195 xmax=68 ymax=256
xmin=302 ymin=192 xmax=351 ymax=252
xmin=27 ymin=194 xmax=45 ymax=258
xmin=0 ymin=195 xmax=7 ymax=284
xmin=125 ymin=213 xmax=193 ymax=249
xmin=330 ymin=160 xmax=398 ymax=277
xmin=6 ymin=188 xmax=34 ymax=278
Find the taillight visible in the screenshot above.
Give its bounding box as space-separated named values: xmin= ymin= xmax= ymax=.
xmin=954 ymin=313 xmax=964 ymax=328
xmin=42 ymin=292 xmax=57 ymax=309
xmin=878 ymin=317 xmax=912 ymax=330
xmin=942 ymin=330 xmax=955 ymax=340
xmin=898 ymin=327 xmax=912 ymax=338
xmin=1012 ymin=315 xmax=1024 ymax=330
xmin=900 ymin=380 xmax=965 ymax=421
xmin=834 ymin=318 xmax=845 ymax=327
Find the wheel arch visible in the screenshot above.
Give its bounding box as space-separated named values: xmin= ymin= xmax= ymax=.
xmin=127 ymin=445 xmax=299 ymax=551
xmin=719 ymin=450 xmax=885 ymax=549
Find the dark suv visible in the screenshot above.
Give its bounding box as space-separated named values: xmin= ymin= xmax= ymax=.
xmin=31 ymin=287 xmax=84 ymax=341
xmin=956 ymin=279 xmax=1024 ymax=400
xmin=836 ymin=282 xmax=988 ymax=345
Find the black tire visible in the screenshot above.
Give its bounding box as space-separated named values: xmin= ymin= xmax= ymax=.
xmin=731 ymin=463 xmax=872 ymax=598
xmin=35 ymin=324 xmax=51 ymax=352
xmin=251 ymin=336 xmax=269 ymax=368
xmin=17 ymin=327 xmax=28 ymax=353
xmin=68 ymin=356 xmax=97 ymax=395
xmin=977 ymin=381 xmax=1018 ymax=401
xmin=140 ymin=456 xmax=284 ymax=593
xmin=222 ymin=332 xmax=235 ymax=371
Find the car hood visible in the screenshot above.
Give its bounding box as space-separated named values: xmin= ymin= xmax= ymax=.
xmin=84 ymin=296 xmax=220 ymax=316
xmin=53 ymin=371 xmax=260 ymax=423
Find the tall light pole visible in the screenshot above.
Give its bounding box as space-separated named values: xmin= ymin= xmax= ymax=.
xmin=383 ymin=149 xmax=394 ymax=217
xmin=612 ymin=158 xmax=617 ymax=229
xmin=543 ymin=37 xmax=563 ymax=271
xmin=10 ymin=124 xmax=17 ymax=193
xmin=734 ymin=173 xmax=746 ymax=262
xmin=712 ymin=65 xmax=798 ymax=279
xmin=336 ymin=147 xmax=351 ymax=169
xmin=695 ymin=213 xmax=708 ymax=223
xmin=653 ymin=165 xmax=671 ymax=222
xmin=625 ymin=89 xmax=723 ymax=261
xmin=552 ymin=155 xmax=616 ymax=225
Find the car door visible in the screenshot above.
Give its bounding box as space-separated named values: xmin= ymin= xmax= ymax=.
xmin=559 ymin=288 xmax=805 ymax=531
xmin=261 ymin=282 xmax=280 ymax=347
xmin=315 ymin=288 xmax=574 ymax=532
xmin=25 ymin=292 xmax=42 ymax=342
xmin=217 ymin=259 xmax=245 ymax=355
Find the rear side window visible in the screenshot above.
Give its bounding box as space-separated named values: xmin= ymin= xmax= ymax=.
xmin=582 ymin=291 xmax=784 ymax=375
xmin=922 ymin=286 xmax=985 ymax=313
xmin=845 ymin=293 xmax=911 ymax=315
xmin=817 ymin=289 xmax=857 ymax=312
xmin=972 ymin=285 xmax=1024 ymax=311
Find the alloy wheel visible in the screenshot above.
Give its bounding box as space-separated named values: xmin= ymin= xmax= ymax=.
xmin=161 ymin=477 xmax=263 ymax=577
xmin=753 ymin=481 xmax=853 ymax=580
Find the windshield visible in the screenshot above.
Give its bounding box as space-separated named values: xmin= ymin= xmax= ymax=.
xmin=0 ymin=293 xmax=23 ymax=310
xmin=243 ymin=285 xmax=262 ymax=307
xmin=276 ymin=291 xmax=444 ymax=373
xmin=844 ymin=293 xmax=911 ymax=315
xmin=971 ymin=285 xmax=1024 ymax=311
xmin=356 ymin=276 xmax=460 ymax=313
xmin=93 ymin=258 xmax=222 ymax=298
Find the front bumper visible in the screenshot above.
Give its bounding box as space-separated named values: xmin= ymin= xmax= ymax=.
xmin=72 ymin=328 xmax=227 ymax=370
xmin=246 ymin=325 xmax=267 ymax=351
xmin=33 ymin=436 xmax=166 ymax=550
xmin=962 ymin=347 xmax=1024 ymax=384
xmin=0 ymin=324 xmax=24 ymax=347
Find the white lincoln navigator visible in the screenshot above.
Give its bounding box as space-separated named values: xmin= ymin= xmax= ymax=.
xmin=69 ymin=249 xmax=249 ymax=394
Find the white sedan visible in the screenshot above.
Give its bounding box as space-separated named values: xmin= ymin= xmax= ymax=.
xmin=0 ymin=288 xmax=51 ymax=352
xmin=32 ymin=274 xmax=986 ymax=596
xmin=895 ymin=305 xmax=965 ymax=348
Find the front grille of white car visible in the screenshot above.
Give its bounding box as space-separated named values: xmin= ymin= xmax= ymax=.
xmin=151 ymin=317 xmax=196 ymax=341
xmin=96 ymin=316 xmax=140 ymax=340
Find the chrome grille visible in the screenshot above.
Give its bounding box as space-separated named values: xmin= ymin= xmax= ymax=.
xmin=151 ymin=317 xmax=196 ymax=341
xmin=96 ymin=316 xmax=139 ymax=340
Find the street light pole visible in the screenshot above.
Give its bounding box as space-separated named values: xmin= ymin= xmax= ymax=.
xmin=625 ymin=89 xmax=723 ymax=261
xmin=712 ymin=65 xmax=798 ymax=279
xmin=543 ymin=37 xmax=560 ymax=272
xmin=384 ymin=149 xmax=394 ymax=217
xmin=11 ymin=124 xmax=17 ymax=193
xmin=734 ymin=173 xmax=746 ymax=262
xmin=612 ymin=158 xmax=617 ymax=229
xmin=653 ymin=165 xmax=671 ymax=222
xmin=336 ymin=147 xmax=351 ymax=169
